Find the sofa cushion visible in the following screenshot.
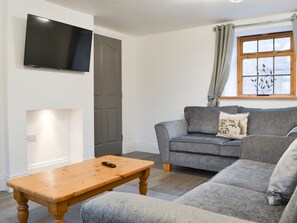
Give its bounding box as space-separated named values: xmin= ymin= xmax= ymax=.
xmin=185 ymin=106 xmax=239 ymax=134
xmin=210 ymin=159 xmax=275 ymax=193
xmin=279 ymin=186 xmax=297 ymax=223
xmin=287 ymin=126 xmax=297 ymax=137
xmin=174 ymin=182 xmax=285 ymax=223
xmin=239 ymin=106 xmax=297 ymax=136
xmin=170 ymin=151 xmax=238 ymax=172
xmin=219 ymin=140 xmax=241 ymax=157
xmin=81 ymin=192 xmax=254 ymax=223
xmin=217 ymin=112 xmax=249 ymax=139
xmin=170 ymin=134 xmax=230 ymax=155
xmin=268 ymin=138 xmax=297 ymax=205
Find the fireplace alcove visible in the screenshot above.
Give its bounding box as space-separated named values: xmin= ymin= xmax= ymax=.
xmin=26 ymin=109 xmax=83 ymax=173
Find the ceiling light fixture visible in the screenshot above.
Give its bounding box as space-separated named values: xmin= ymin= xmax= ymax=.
xmin=230 ymin=0 xmax=242 ymax=3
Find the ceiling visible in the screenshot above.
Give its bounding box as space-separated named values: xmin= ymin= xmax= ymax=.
xmin=47 ymin=0 xmax=297 ymax=36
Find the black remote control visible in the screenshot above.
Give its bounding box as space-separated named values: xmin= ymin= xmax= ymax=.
xmin=102 ymin=161 xmax=116 ymax=168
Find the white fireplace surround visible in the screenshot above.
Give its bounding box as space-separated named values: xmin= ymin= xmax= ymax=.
xmin=27 ymin=109 xmax=84 ymax=173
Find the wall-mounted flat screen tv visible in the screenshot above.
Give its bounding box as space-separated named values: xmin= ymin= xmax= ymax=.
xmin=24 ymin=14 xmax=93 ymax=72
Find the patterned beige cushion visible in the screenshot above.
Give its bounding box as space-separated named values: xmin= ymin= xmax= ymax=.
xmin=217 ymin=112 xmax=249 ymax=140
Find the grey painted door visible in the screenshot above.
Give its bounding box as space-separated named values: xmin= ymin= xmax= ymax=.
xmin=94 ymin=34 xmax=122 ymax=157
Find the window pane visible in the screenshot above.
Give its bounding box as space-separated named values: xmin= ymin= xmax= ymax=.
xmin=275 ymin=37 xmax=291 ymax=51
xmin=257 ymin=76 xmax=274 ymax=95
xmin=274 ymin=76 xmax=290 ymax=94
xmin=258 ymin=39 xmax=273 ymax=52
xmin=243 ymin=41 xmax=257 ymax=53
xmin=275 ymin=56 xmax=291 ymax=74
xmin=239 ymin=33 xmax=295 ymax=97
xmin=258 ymin=57 xmax=273 ymax=75
xmin=242 ymin=77 xmax=257 ymax=95
xmin=243 ymin=59 xmax=257 ymax=76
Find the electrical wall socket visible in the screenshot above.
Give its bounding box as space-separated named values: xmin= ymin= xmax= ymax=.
xmin=27 ymin=134 xmax=37 ymax=142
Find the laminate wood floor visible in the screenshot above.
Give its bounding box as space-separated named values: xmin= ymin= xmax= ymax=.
xmin=0 ymin=152 xmax=215 ymax=223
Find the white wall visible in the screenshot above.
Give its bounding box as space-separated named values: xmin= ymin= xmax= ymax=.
xmin=3 ymin=0 xmax=94 ymax=187
xmin=0 ymin=0 xmax=6 ymax=190
xmin=93 ymin=26 xmax=138 ymax=154
xmin=134 ymin=12 xmax=297 ymax=153
xmin=134 ymin=26 xmax=215 ymax=153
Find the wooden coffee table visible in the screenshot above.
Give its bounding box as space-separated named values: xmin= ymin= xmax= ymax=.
xmin=7 ymin=155 xmax=154 ymax=223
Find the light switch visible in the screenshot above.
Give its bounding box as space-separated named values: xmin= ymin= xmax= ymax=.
xmin=27 ymin=135 xmax=37 ymax=142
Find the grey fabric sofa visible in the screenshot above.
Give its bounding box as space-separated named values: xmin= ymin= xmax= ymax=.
xmin=80 ymin=135 xmax=297 ymax=223
xmin=155 ymin=106 xmax=297 ymax=172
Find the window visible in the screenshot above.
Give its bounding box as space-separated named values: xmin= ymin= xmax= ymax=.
xmin=237 ymin=32 xmax=296 ymax=97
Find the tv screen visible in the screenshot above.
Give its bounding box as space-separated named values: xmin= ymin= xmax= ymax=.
xmin=24 ymin=14 xmax=93 ymax=72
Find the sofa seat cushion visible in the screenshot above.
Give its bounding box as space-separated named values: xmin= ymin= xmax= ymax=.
xmin=239 ymin=106 xmax=297 ymax=136
xmin=219 ymin=140 xmax=241 ymax=157
xmin=211 ymin=159 xmax=275 ymax=193
xmin=170 ymin=134 xmax=230 ymax=155
xmin=81 ymin=192 xmax=255 ymax=223
xmin=174 ymin=182 xmax=285 ymax=223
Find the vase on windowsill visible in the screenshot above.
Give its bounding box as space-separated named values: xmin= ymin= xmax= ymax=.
xmin=251 ymin=63 xmax=276 ymax=97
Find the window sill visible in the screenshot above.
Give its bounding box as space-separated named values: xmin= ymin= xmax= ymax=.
xmin=220 ymin=95 xmax=297 ymax=100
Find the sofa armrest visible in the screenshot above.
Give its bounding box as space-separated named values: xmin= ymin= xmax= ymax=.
xmin=155 ymin=119 xmax=188 ymax=163
xmin=81 ymin=192 xmax=253 ymax=223
xmin=287 ymin=126 xmax=297 ymax=137
xmin=240 ymin=135 xmax=295 ymax=164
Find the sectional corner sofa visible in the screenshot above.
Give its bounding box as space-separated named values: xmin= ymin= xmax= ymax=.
xmin=155 ymin=106 xmax=297 ymax=172
xmin=80 ymin=135 xmax=297 ymax=223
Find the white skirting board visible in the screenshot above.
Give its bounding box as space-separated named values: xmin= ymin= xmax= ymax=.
xmin=28 ymin=157 xmax=71 ymax=173
xmin=123 ymin=142 xmax=138 ymax=154
xmin=124 ymin=142 xmax=159 ymax=154
xmin=0 ymin=176 xmax=5 ymax=191
xmin=3 ymin=172 xmax=29 ymax=192
xmin=1 ymin=157 xmax=87 ymax=192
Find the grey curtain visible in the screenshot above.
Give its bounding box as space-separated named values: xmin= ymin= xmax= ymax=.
xmin=207 ymin=24 xmax=234 ymax=107
xmin=292 ymin=13 xmax=297 ymax=57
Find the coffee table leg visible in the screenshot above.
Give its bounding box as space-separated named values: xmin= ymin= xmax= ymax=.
xmin=139 ymin=168 xmax=150 ymax=195
xmin=48 ymin=202 xmax=68 ymax=223
xmin=14 ymin=190 xmax=29 ymax=223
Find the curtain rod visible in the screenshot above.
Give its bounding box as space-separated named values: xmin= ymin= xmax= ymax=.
xmin=213 ymin=17 xmax=293 ymax=31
